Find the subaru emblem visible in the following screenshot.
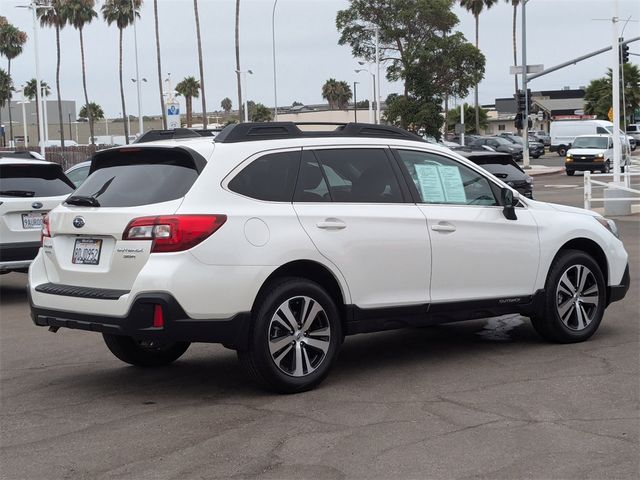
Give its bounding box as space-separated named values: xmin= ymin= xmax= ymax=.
xmin=32 ymin=202 xmax=43 ymax=209
xmin=73 ymin=216 xmax=85 ymax=229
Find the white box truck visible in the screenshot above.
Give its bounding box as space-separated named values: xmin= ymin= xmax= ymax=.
xmin=550 ymin=119 xmax=632 ymax=156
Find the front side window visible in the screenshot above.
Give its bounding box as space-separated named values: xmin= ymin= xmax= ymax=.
xmin=228 ymin=150 xmax=300 ymax=202
xmin=313 ymin=148 xmax=403 ymax=203
xmin=396 ymin=149 xmax=498 ymax=206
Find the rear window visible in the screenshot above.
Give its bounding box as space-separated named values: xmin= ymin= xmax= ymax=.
xmin=0 ymin=164 xmax=75 ymax=197
xmin=71 ymin=148 xmax=200 ymax=207
xmin=228 ymin=151 xmax=300 ymax=201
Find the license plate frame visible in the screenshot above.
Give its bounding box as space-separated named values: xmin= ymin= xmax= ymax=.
xmin=72 ymin=238 xmax=103 ymax=265
xmin=21 ymin=212 xmax=44 ymax=230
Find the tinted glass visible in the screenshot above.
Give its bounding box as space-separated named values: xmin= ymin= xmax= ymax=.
xmin=66 ymin=165 xmax=90 ymax=187
xmin=72 ymin=150 xmax=199 ymax=207
xmin=397 ymin=150 xmax=498 ymax=206
xmin=0 ymin=164 xmax=75 ymax=197
xmin=314 ymin=149 xmax=402 ymax=203
xmin=228 ymin=151 xmax=300 ymax=202
xmin=476 ymin=162 xmax=524 ymax=180
xmin=294 ymin=151 xmax=330 ymax=202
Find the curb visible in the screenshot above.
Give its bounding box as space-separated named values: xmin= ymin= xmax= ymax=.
xmin=526 ymin=167 xmax=565 ymax=177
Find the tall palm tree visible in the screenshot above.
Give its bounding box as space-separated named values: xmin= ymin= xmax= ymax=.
xmin=102 ymin=0 xmax=142 ymax=145
xmin=0 ymin=68 xmax=11 ymax=146
xmin=63 ymin=0 xmax=97 ymax=145
xmin=0 ymin=18 xmax=28 ymax=146
xmin=459 ymin=0 xmax=497 ymax=133
xmin=38 ymin=1 xmax=67 ymax=149
xmin=24 ymin=79 xmax=51 ymax=145
xmin=221 ymin=97 xmax=232 ymax=113
xmin=235 ymin=0 xmax=242 ymax=122
xmin=506 ymin=0 xmax=520 ymax=93
xmin=193 ymin=0 xmax=207 ymax=128
xmin=153 ymin=0 xmax=166 ymax=129
xmin=175 ymin=76 xmax=200 ymax=127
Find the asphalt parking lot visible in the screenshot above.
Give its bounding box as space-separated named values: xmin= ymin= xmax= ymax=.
xmin=1 ymin=176 xmax=638 ymax=480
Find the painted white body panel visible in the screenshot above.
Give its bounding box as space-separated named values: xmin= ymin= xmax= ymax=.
xmin=0 ymin=195 xmax=68 ymax=245
xmin=28 ymin=135 xmax=629 ymax=325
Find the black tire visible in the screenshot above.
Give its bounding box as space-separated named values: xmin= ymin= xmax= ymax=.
xmin=102 ymin=334 xmax=190 ymax=367
xmin=566 ymin=170 xmax=575 ymax=176
xmin=558 ymin=146 xmax=567 ymax=156
xmin=602 ymin=161 xmax=611 ymax=174
xmin=530 ymin=250 xmax=606 ymax=343
xmin=238 ymin=277 xmax=342 ymax=393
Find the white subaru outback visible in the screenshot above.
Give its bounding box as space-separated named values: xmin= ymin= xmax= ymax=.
xmin=28 ymin=123 xmax=630 ymax=393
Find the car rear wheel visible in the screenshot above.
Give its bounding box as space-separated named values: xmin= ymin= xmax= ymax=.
xmin=558 ymin=146 xmax=567 ymax=156
xmin=566 ymin=170 xmax=575 ymax=176
xmin=530 ymin=250 xmax=605 ymax=343
xmin=238 ymin=277 xmax=342 ymax=393
xmin=102 ymin=334 xmax=190 ymax=367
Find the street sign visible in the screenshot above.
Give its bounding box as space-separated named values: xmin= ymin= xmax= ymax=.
xmin=509 ymin=64 xmax=544 ymax=75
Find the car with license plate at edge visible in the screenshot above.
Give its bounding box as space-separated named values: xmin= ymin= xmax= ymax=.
xmin=28 ymin=122 xmax=630 ymax=393
xmin=1 ymin=158 xmax=76 ymax=274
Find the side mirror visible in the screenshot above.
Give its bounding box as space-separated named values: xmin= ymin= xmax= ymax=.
xmin=501 ymin=187 xmax=518 ymax=220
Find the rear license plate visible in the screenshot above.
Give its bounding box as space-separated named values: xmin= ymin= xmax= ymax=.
xmin=22 ymin=213 xmax=44 ymax=230
xmin=72 ymin=238 xmax=102 ymax=265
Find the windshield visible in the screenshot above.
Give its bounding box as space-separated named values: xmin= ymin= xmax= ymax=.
xmin=572 ymin=137 xmax=608 ymax=149
xmin=493 ymin=137 xmax=513 ymax=146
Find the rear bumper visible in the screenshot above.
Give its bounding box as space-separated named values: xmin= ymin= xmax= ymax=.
xmin=29 ymin=290 xmax=251 ymax=349
xmin=607 ymin=264 xmax=630 ymax=305
xmin=0 ymin=242 xmax=40 ymax=271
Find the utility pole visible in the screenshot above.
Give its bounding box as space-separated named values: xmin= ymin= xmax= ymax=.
xmin=611 ymin=1 xmax=622 ymax=184
xmin=30 ymin=0 xmax=46 ymax=156
xmin=272 ymin=0 xmax=279 ymax=121
xmin=131 ymin=0 xmax=143 ymax=136
xmin=460 ymin=103 xmax=465 ymax=147
xmin=375 ymin=27 xmax=381 ymax=124
xmin=353 ymin=81 xmax=359 ymax=122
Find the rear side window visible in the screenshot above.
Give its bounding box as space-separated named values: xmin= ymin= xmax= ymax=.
xmin=0 ymin=164 xmax=75 ymax=197
xmin=71 ymin=148 xmax=200 ymax=207
xmin=228 ymin=151 xmax=300 ymax=202
xmin=313 ymin=148 xmax=403 ymax=203
xmin=294 ymin=151 xmax=330 ymax=202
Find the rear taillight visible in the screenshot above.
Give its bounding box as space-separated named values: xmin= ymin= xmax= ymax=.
xmin=41 ymin=214 xmax=51 ymax=244
xmin=122 ymin=215 xmax=227 ymax=253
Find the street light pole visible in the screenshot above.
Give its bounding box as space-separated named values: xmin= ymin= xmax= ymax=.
xmin=353 ymin=81 xmax=359 ymax=122
xmin=20 ymin=86 xmax=28 ymax=147
xmin=355 ymin=67 xmax=375 ymax=123
xmin=375 ymin=27 xmax=381 ymax=124
xmin=42 ymin=86 xmax=49 ymax=143
xmin=236 ymin=69 xmax=253 ymax=122
xmin=131 ymin=0 xmax=143 ymax=136
xmin=271 ymin=0 xmax=279 ymax=121
xmin=611 ymin=0 xmax=622 ymax=184
xmin=521 ymin=0 xmax=530 ymax=169
xmin=29 ymin=0 xmax=45 ymax=156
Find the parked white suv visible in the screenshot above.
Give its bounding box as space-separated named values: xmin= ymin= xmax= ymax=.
xmin=28 ymin=123 xmax=630 ymax=393
xmin=1 ymin=158 xmax=75 ymax=273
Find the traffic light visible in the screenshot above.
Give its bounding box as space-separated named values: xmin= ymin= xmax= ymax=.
xmin=515 ymin=89 xmax=532 ymax=113
xmin=621 ymin=43 xmax=630 ymax=64
xmin=514 ymin=112 xmax=523 ymax=130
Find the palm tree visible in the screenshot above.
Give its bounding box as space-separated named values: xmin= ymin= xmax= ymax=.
xmin=506 ymin=0 xmax=520 ymax=94
xmin=0 ymin=18 xmax=28 ymax=146
xmin=63 ymin=0 xmax=97 ymax=145
xmin=0 ymin=68 xmax=11 ymax=146
xmin=153 ymin=0 xmax=166 ymax=129
xmin=79 ymin=102 xmax=104 ymax=122
xmin=221 ymin=97 xmax=232 ymax=113
xmin=38 ymin=1 xmax=67 ymax=149
xmin=459 ymin=0 xmax=497 ymax=133
xmin=102 ymin=0 xmax=142 ymax=145
xmin=175 ymin=76 xmax=200 ymax=127
xmin=322 ymin=80 xmax=352 ymax=110
xmin=24 ymin=79 xmax=51 ymax=145
xmin=193 ymin=0 xmax=207 ymax=128
xmin=235 ymin=0 xmax=242 ymax=122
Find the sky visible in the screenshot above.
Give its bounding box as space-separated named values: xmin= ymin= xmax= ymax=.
xmin=1 ymin=0 xmax=639 ymax=119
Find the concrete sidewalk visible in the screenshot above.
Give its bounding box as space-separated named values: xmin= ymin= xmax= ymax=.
xmin=524 ymin=164 xmax=564 ymax=176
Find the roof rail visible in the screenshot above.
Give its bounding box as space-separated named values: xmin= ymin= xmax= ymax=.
xmin=214 ymin=122 xmax=425 ymax=143
xmin=134 ymin=128 xmax=203 ymax=144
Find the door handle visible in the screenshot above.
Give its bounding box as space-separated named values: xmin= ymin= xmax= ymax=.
xmin=431 ymin=222 xmax=456 ymax=233
xmin=316 ymin=219 xmax=346 ymax=230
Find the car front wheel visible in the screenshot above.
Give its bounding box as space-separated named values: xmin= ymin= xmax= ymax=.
xmin=102 ymin=334 xmax=190 ymax=367
xmin=238 ymin=277 xmax=342 ymax=393
xmin=530 ymin=250 xmax=605 ymax=343
xmin=602 ymin=161 xmax=611 ymax=173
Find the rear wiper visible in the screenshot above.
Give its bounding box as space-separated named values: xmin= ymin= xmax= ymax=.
xmin=0 ymin=190 xmax=36 ymax=197
xmin=66 ymin=195 xmax=101 ymax=207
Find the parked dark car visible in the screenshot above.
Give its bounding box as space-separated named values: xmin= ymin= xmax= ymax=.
xmin=469 ymin=136 xmax=524 ymax=161
xmin=499 ymin=133 xmax=545 ymax=158
xmin=530 ymin=130 xmax=551 ymax=146
xmin=457 ymin=150 xmax=533 ymax=199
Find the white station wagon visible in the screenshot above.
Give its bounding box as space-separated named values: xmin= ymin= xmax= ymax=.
xmin=28 ymin=123 xmax=630 ymax=392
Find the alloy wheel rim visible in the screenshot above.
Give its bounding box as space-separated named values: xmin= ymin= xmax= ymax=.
xmin=555 ymin=264 xmax=600 ymax=331
xmin=268 ymin=296 xmax=331 ymax=377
